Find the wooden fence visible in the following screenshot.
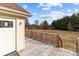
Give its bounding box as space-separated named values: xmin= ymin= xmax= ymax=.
xmin=26 ymin=30 xmax=62 ymax=48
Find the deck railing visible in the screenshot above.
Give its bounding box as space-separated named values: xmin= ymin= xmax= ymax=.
xmin=26 ymin=30 xmax=62 ymax=48
xmin=25 ymin=30 xmax=79 ymax=55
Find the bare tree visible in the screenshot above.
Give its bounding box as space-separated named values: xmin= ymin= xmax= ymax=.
xmin=34 ymin=20 xmax=39 ymax=25
xmin=34 ymin=20 xmax=39 ymax=29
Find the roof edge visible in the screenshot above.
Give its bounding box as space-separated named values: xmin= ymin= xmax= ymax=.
xmin=0 ymin=6 xmax=32 ymax=17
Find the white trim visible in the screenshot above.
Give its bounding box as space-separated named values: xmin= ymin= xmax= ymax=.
xmin=0 ymin=16 xmax=16 ymax=20
xmin=0 ymin=6 xmax=32 ymax=17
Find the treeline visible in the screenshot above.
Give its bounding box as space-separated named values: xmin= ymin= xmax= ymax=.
xmin=25 ymin=13 xmax=79 ymax=31
xmin=51 ymin=13 xmax=79 ymax=30
xmin=25 ymin=20 xmax=49 ymax=29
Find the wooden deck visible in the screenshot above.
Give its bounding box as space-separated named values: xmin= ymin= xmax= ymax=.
xmin=19 ymin=37 xmax=76 ymax=56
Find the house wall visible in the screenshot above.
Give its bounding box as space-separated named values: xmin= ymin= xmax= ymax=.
xmin=16 ymin=18 xmax=25 ymax=51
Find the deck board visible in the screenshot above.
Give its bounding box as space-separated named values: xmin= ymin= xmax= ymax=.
xmin=19 ymin=37 xmax=76 ymax=56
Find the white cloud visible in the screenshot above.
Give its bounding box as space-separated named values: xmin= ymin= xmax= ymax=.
xmin=37 ymin=3 xmax=63 ymax=10
xmin=40 ymin=11 xmax=73 ymax=21
xmin=37 ymin=3 xmax=51 ymax=10
xmin=22 ymin=4 xmax=28 ymax=9
xmin=66 ymin=13 xmax=73 ymax=16
xmin=67 ymin=8 xmax=79 ymax=15
xmin=33 ymin=13 xmax=37 ymax=16
xmin=67 ymin=9 xmax=72 ymax=12
xmin=74 ymin=9 xmax=79 ymax=12
xmin=37 ymin=3 xmax=44 ymax=8
xmin=42 ymin=7 xmax=51 ymax=10
xmin=74 ymin=3 xmax=79 ymax=5
xmin=50 ymin=11 xmax=64 ymax=19
xmin=49 ymin=3 xmax=63 ymax=7
xmin=40 ymin=11 xmax=64 ymax=20
xmin=40 ymin=11 xmax=65 ymax=24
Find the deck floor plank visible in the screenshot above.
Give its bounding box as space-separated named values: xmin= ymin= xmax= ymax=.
xmin=19 ymin=37 xmax=76 ymax=56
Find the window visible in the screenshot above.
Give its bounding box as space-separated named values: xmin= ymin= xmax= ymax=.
xmin=0 ymin=21 xmax=13 ymax=28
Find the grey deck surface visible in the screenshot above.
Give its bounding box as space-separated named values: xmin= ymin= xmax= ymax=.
xmin=19 ymin=37 xmax=76 ymax=56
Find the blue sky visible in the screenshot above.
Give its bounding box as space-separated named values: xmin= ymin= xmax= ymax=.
xmin=17 ymin=3 xmax=79 ymax=24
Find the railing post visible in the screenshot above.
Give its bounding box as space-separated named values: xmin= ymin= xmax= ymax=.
xmin=57 ymin=34 xmax=62 ymax=48
xmin=31 ymin=31 xmax=33 ymax=38
xmin=76 ymin=37 xmax=79 ymax=56
xmin=41 ymin=33 xmax=43 ymax=42
xmin=41 ymin=33 xmax=42 ymax=41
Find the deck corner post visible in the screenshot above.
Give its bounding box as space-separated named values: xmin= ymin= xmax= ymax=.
xmin=76 ymin=37 xmax=79 ymax=56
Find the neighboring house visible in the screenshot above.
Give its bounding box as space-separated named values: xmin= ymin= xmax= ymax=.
xmin=0 ymin=3 xmax=31 ymax=56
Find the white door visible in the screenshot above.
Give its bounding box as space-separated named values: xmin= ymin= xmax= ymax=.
xmin=0 ymin=18 xmax=16 ymax=56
